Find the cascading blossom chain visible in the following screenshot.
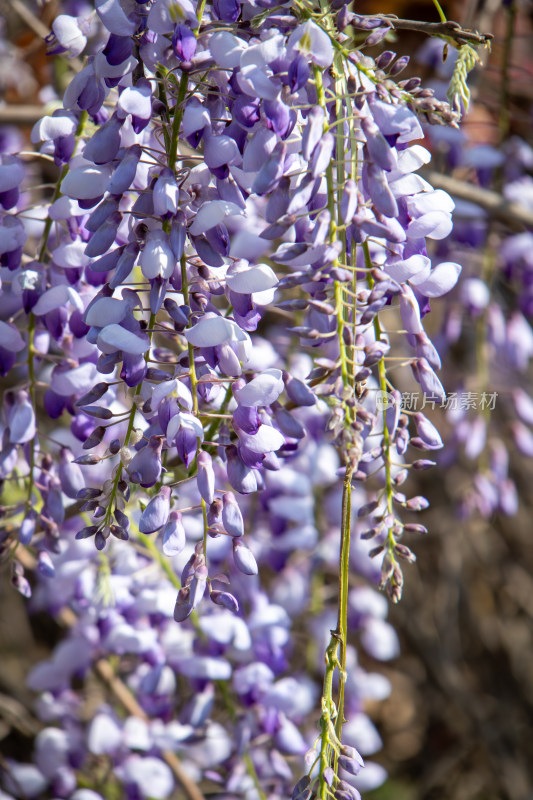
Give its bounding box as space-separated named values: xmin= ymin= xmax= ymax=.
xmin=0 ymin=2 xmax=491 ymax=799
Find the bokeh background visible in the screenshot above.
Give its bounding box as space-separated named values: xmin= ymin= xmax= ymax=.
xmin=1 ymin=1 xmax=533 ymax=799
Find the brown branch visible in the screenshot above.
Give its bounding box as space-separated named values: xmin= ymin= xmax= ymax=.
xmin=9 ymin=0 xmax=50 ymax=40
xmin=0 ymin=105 xmax=45 ymax=125
xmin=94 ymin=659 xmax=206 ymax=800
xmin=0 ymin=692 xmax=42 ymax=738
xmin=15 ymin=553 xmax=206 ymax=800
xmin=424 ymin=170 xmax=533 ymax=231
xmin=372 ymin=15 xmax=493 ymax=47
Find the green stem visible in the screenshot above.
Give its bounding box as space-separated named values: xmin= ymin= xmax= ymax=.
xmin=334 ymin=465 xmax=354 ymax=743
xmin=156 ymin=68 xmax=172 ymax=153
xmin=138 ymin=530 xmax=181 ymax=590
xmin=432 ymin=0 xmax=447 ymax=23
xmin=169 ymin=71 xmax=189 ymax=173
xmin=313 ymin=47 xmax=359 ymax=795
xmin=168 ymin=0 xmax=207 ymax=173
xmin=318 ymin=637 xmax=340 ymax=800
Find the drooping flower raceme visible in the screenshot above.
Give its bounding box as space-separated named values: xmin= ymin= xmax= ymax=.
xmin=0 ymin=3 xmax=490 ymax=800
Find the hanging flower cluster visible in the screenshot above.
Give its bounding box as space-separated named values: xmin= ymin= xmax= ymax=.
xmin=0 ymin=3 xmax=492 ymax=800
xmin=409 ymin=36 xmax=533 ymax=525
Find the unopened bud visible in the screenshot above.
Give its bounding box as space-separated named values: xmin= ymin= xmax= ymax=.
xmin=82 ymin=426 xmax=106 ymax=450
xmin=394 ymin=543 xmax=416 ymax=562
xmin=405 ymin=495 xmax=430 ymax=511
xmin=75 ymin=382 xmax=109 ymax=406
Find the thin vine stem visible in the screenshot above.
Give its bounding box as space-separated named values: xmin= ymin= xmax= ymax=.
xmin=313 ymin=34 xmax=361 ymax=794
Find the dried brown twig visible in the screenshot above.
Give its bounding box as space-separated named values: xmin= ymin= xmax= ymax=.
xmin=370 ymin=15 xmax=493 ymax=47
xmin=0 ymin=106 xmax=48 ymax=125
xmin=424 ymin=170 xmax=533 ymax=231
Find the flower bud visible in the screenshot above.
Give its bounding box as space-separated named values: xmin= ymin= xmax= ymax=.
xmin=376 ymin=50 xmax=396 ymax=70
xmin=210 ymin=590 xmax=239 ymax=613
xmin=411 ymin=458 xmax=437 ymax=469
xmin=113 ymin=508 xmax=130 ymax=530
xmin=127 ymin=436 xmax=163 ymax=488
xmin=394 ymin=543 xmax=416 ymax=562
xmin=196 ymin=451 xmax=215 ymax=505
xmin=79 ymin=405 xmax=113 ymax=420
xmin=232 ymin=539 xmax=258 ymax=576
xmin=365 ymin=26 xmax=390 ymax=46
xmin=414 ymin=412 xmax=443 ymax=449
xmin=8 ymin=390 xmax=36 ymax=444
xmin=292 ymin=776 xmax=312 ymax=800
xmin=110 ymin=525 xmax=128 ymax=540
xmin=73 ymin=454 xmax=101 ymax=465
xmin=139 ymin=486 xmax=171 ymax=534
xmin=357 ymin=500 xmax=379 ymax=519
xmin=82 ymin=426 xmax=106 ymax=450
xmin=173 ymin=587 xmax=193 ymax=622
xmin=38 ymin=551 xmax=56 ymax=578
xmin=390 ymin=55 xmax=410 ymax=75
xmin=335 ymin=780 xmax=361 ymax=800
xmin=405 ymin=495 xmax=430 ymax=511
xmin=75 ymin=525 xmax=99 ymax=540
xmin=75 ymin=382 xmax=109 ymax=406
xmin=222 ymin=492 xmax=244 ymax=537
xmin=19 ymin=510 xmax=37 ymax=545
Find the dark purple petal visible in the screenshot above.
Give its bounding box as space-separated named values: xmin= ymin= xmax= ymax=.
xmin=83 ymin=115 xmax=122 ymax=164
xmin=127 ymin=436 xmax=163 ymax=488
xmin=103 ymin=33 xmax=134 ymax=66
xmin=107 ymin=144 xmax=142 ymax=195
xmin=233 ymin=405 xmax=261 ymax=435
xmin=54 ymin=134 xmax=75 ymax=165
xmin=288 ymin=54 xmax=310 ymax=92
xmin=172 ymin=23 xmax=197 ymax=62
xmin=213 ymin=0 xmax=241 ymax=22
xmin=85 ymin=212 xmax=122 ymax=257
xmin=121 ymin=352 xmax=147 ymax=387
xmin=205 ymin=223 xmax=230 ymax=256
xmin=263 ymin=99 xmax=291 ymax=138
xmin=362 ymin=115 xmax=397 ymax=171
xmin=233 ymin=95 xmax=260 ymax=128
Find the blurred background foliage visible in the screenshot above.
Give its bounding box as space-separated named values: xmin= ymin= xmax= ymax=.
xmin=1 ymin=1 xmax=533 ymax=799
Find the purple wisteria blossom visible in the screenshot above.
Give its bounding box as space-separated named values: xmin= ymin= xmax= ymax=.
xmin=0 ymin=3 xmax=501 ymax=800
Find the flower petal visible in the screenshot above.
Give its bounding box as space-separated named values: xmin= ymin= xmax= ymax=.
xmin=410 ymin=261 xmax=461 ymax=297
xmin=98 ymin=324 xmax=150 ymax=355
